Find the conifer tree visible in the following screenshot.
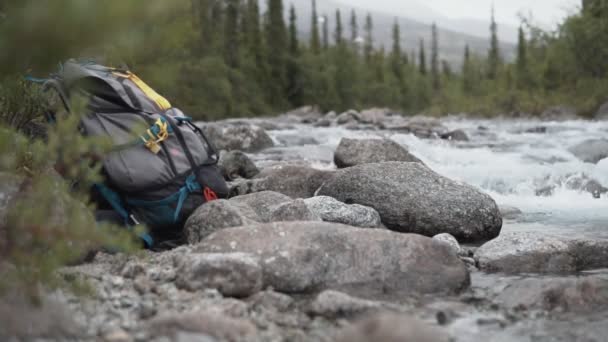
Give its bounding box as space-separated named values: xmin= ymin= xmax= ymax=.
xmin=224 ymin=0 xmax=240 ymax=69
xmin=462 ymin=44 xmax=474 ymax=93
xmin=265 ymin=0 xmax=287 ymax=107
xmin=334 ymin=10 xmax=343 ymax=46
xmin=391 ymin=20 xmax=403 ymax=80
xmin=487 ymin=6 xmax=501 ymax=80
xmin=322 ymin=15 xmax=329 ymax=50
xmin=430 ymin=23 xmax=440 ymax=91
xmin=286 ymin=4 xmax=303 ymax=106
xmin=350 ymin=9 xmax=358 ymax=43
xmin=515 ymin=26 xmax=529 ymax=89
xmin=442 ymin=60 xmax=452 ymax=79
xmin=418 ymin=39 xmax=427 ymax=75
xmin=209 ymin=0 xmax=225 ymax=53
xmin=364 ymin=13 xmax=373 ymax=64
xmin=310 ymin=0 xmax=320 ymax=54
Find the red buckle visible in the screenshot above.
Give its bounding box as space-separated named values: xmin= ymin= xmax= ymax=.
xmin=204 ymin=187 xmax=218 ymax=202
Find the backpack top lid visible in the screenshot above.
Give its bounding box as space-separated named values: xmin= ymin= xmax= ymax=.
xmin=59 ymin=60 xmax=171 ymax=114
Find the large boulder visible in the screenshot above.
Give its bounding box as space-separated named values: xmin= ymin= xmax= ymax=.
xmin=232 ymin=165 xmax=335 ymax=198
xmin=145 ymin=311 xmax=257 ymax=341
xmin=496 ymin=276 xmax=608 ymax=313
xmin=335 ymin=313 xmax=449 ymax=342
xmin=218 ymin=150 xmax=259 ymax=181
xmin=333 ymin=138 xmax=422 ymax=168
xmin=317 ymin=162 xmax=502 ymax=243
xmin=175 ymin=253 xmax=263 ymax=297
xmin=357 ymin=108 xmax=392 ymax=125
xmin=475 ymin=232 xmax=608 ymax=274
xmin=201 ymin=123 xmax=274 ymax=153
xmin=440 ymin=129 xmax=469 ymax=142
xmin=303 ymin=196 xmax=382 ymax=228
xmin=194 ymin=221 xmax=470 ymax=296
xmin=569 ymin=139 xmax=608 ymax=163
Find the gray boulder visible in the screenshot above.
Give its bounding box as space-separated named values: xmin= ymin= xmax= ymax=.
xmin=184 ymin=200 xmax=257 ymax=243
xmin=496 ymin=276 xmax=608 ymax=313
xmin=569 ymin=139 xmax=608 ymax=163
xmin=268 ymin=199 xmax=322 ymax=222
xmin=218 ymin=150 xmax=259 ymax=181
xmin=146 ymin=311 xmax=257 ymax=341
xmin=317 ymin=162 xmax=502 ymax=243
xmin=595 ymin=101 xmax=608 ymax=120
xmin=335 ymin=313 xmax=449 ymax=342
xmin=229 ymin=191 xmax=293 ymax=222
xmin=475 ymin=232 xmax=608 ymax=274
xmin=336 ymin=110 xmax=361 ymax=125
xmin=432 ymin=233 xmax=462 ymax=256
xmin=307 ymin=290 xmax=383 ymax=318
xmin=194 ymin=222 xmax=470 ymax=296
xmin=176 ymin=253 xmax=263 ymax=297
xmin=232 ymin=165 xmax=335 ymax=198
xmin=202 ymin=123 xmax=274 ymax=153
xmin=304 ymin=196 xmax=382 ymax=228
xmin=358 ymin=108 xmax=392 ymax=124
xmin=440 ymin=129 xmax=469 ymax=142
xmin=333 ymin=138 xmax=422 ymax=168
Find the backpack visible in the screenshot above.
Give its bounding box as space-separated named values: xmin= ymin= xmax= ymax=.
xmin=39 ymin=60 xmax=229 ymax=247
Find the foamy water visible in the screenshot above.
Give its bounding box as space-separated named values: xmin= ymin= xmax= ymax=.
xmin=265 ymin=118 xmax=608 ymax=239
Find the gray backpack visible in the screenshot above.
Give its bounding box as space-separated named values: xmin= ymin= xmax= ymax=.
xmin=42 ymin=60 xmax=229 ymax=247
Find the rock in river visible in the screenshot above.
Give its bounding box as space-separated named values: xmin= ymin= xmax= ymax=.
xmin=194 ymin=221 xmax=470 ymax=296
xmin=317 ymin=162 xmax=502 ymax=243
xmin=333 ymin=138 xmax=423 ymax=168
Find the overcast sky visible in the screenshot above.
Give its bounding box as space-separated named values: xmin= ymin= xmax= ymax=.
xmin=340 ymin=0 xmax=581 ymax=27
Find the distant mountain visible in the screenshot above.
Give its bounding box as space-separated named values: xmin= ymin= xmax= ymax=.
xmin=284 ymin=0 xmax=516 ymax=66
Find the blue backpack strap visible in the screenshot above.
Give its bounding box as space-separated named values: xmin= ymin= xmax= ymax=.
xmin=94 ymin=183 xmax=154 ymax=248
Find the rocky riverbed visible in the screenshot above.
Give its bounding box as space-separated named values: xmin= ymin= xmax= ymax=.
xmin=3 ymin=107 xmax=608 ymax=341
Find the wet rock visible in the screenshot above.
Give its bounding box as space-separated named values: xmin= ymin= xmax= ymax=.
xmin=275 ymin=135 xmax=319 ymax=146
xmin=308 ymin=290 xmax=382 ymax=318
xmin=184 ymin=200 xmax=257 ymax=244
xmin=146 ymin=311 xmax=257 ymax=342
xmin=233 ymin=165 xmax=335 ymax=198
xmin=440 ymin=129 xmax=469 ymax=142
xmin=195 ymin=222 xmax=470 ymax=295
xmin=358 ymin=108 xmax=392 ymax=124
xmin=176 ymin=253 xmax=263 ymax=297
xmin=317 ymin=162 xmax=502 ymax=243
xmin=496 ymin=276 xmax=608 ymax=312
xmin=282 ymin=106 xmax=323 ymax=123
xmin=569 ymin=139 xmax=608 ymax=163
xmin=333 ymin=138 xmax=423 ymax=168
xmin=540 ymin=106 xmax=578 ymax=121
xmin=595 ymin=101 xmax=608 ymax=120
xmin=432 ymin=233 xmax=462 ymax=256
xmin=335 ymin=313 xmax=449 ymax=342
xmin=382 ymin=115 xmax=448 ymax=139
xmin=229 ymin=191 xmax=293 ymax=222
xmin=313 ymin=118 xmax=332 ymax=127
xmin=202 ymin=123 xmax=274 ymax=153
xmin=218 ymin=150 xmax=259 ymax=181
xmin=524 ymin=126 xmax=548 ymax=134
xmin=499 ymin=205 xmax=523 ymax=220
xmin=248 ymin=290 xmax=294 ymax=312
xmin=268 ymin=199 xmax=322 ymax=222
xmin=336 ymin=110 xmax=361 ymax=125
xmin=475 ymin=232 xmax=608 ymax=274
xmin=304 ymin=196 xmax=382 ymax=228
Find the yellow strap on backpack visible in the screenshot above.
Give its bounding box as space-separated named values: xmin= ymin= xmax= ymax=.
xmin=113 ymin=70 xmax=172 ymax=111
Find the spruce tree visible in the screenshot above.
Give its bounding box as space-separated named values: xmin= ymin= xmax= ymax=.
xmin=194 ymin=0 xmax=211 ymax=56
xmin=418 ymin=39 xmax=427 ymax=75
xmin=462 ymin=44 xmax=473 ymax=93
xmin=310 ymin=0 xmax=320 ymax=54
xmin=334 ymin=10 xmax=343 ymax=45
xmin=209 ymin=0 xmax=224 ymax=54
xmin=287 ymin=4 xmax=303 ymax=106
xmin=515 ymin=26 xmax=529 ymax=89
xmin=322 ymin=15 xmax=329 ymax=50
xmin=265 ymin=0 xmax=287 ymax=108
xmin=350 ymin=10 xmax=358 ymax=43
xmin=224 ymin=0 xmax=240 ymax=69
xmin=364 ymin=13 xmax=373 ymax=64
xmin=442 ymin=60 xmax=452 ymax=80
xmin=430 ymin=23 xmax=440 ymax=91
xmin=391 ymin=20 xmax=403 ymax=80
xmin=487 ymin=6 xmax=501 ymax=80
